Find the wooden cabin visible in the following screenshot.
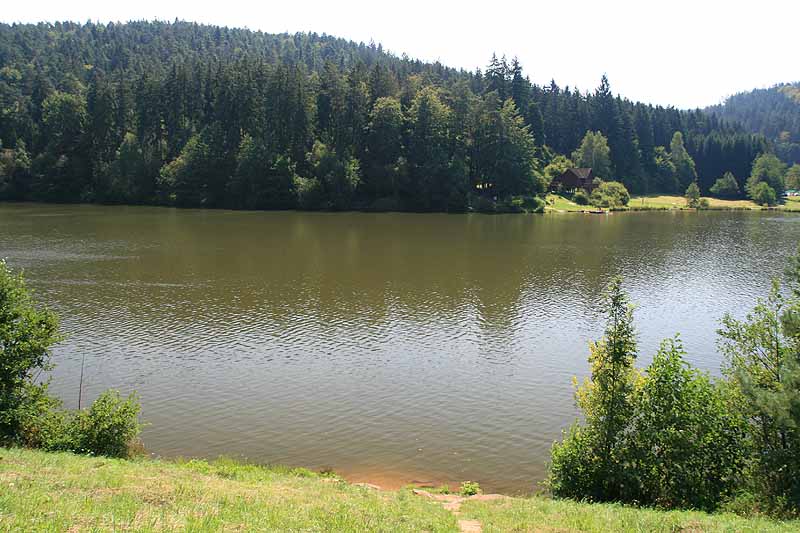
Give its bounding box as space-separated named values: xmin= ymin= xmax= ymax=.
xmin=551 ymin=168 xmax=596 ymax=193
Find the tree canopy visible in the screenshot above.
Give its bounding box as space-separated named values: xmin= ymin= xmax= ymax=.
xmin=0 ymin=20 xmax=777 ymax=210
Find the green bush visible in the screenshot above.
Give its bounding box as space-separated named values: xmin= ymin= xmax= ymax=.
xmin=624 ymin=337 xmax=747 ymax=511
xmin=460 ymin=481 xmax=482 ymax=496
xmin=17 ymin=390 xmax=142 ymax=458
xmin=0 ymin=260 xmax=142 ymax=458
xmin=549 ymin=282 xmax=749 ymax=512
xmin=718 ymin=272 xmax=800 ymax=518
xmin=293 ymin=176 xmax=326 ymax=210
xmin=710 ymin=172 xmax=741 ymax=198
xmin=470 ymin=195 xmax=544 ymax=214
xmin=72 ymin=390 xmax=142 ymax=457
xmin=589 ymin=181 xmax=630 ymax=208
xmin=573 ymin=189 xmax=589 ymax=205
xmin=685 ymin=181 xmax=701 ymax=208
xmin=750 ymin=181 xmax=777 ymax=206
xmin=0 ymin=260 xmax=61 ymax=440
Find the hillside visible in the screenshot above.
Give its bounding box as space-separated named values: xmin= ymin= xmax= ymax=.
xmin=708 ymin=83 xmax=800 ymax=164
xmin=1 ymin=447 xmax=796 ymax=532
xmin=0 ymin=21 xmax=770 ymax=209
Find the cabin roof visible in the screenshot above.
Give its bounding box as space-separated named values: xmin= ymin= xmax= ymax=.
xmin=568 ymin=168 xmax=593 ymax=180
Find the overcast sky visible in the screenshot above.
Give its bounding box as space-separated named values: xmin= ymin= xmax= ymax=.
xmin=2 ymin=0 xmax=798 ymax=109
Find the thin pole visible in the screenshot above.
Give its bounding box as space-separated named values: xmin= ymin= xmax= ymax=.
xmin=78 ymin=354 xmax=85 ymax=410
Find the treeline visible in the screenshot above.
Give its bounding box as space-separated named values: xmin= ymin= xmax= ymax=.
xmin=708 ymin=83 xmax=800 ymax=165
xmin=0 ymin=21 xmax=773 ymax=211
xmin=549 ymin=252 xmax=800 ymax=518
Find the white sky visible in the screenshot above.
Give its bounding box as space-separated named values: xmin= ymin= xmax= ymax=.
xmin=3 ymin=0 xmax=798 ymax=109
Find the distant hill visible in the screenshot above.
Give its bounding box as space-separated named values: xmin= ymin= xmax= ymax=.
xmin=0 ymin=21 xmax=770 ymax=207
xmin=707 ymin=83 xmax=800 ymax=163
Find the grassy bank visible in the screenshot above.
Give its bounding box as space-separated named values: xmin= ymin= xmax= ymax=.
xmin=546 ymin=193 xmax=800 ymax=213
xmin=1 ymin=447 xmax=797 ymax=532
xmin=0 ymin=448 xmax=456 ymax=532
xmin=459 ymin=496 xmax=797 ymax=532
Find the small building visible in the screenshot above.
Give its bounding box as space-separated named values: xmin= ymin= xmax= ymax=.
xmin=551 ymin=168 xmax=596 ymax=193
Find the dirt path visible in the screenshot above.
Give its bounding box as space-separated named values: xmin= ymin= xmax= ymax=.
xmin=412 ymin=489 xmax=507 ymax=533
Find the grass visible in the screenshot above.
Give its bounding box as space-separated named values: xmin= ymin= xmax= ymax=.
xmin=545 ymin=194 xmax=594 ymax=212
xmin=547 ymin=193 xmax=800 ymax=213
xmin=1 ymin=447 xmax=798 ymax=532
xmin=459 ymin=496 xmax=799 ymax=532
xmin=0 ymin=447 xmax=456 ymax=532
xmin=784 ymin=196 xmax=800 ymax=211
xmin=629 ymin=194 xmax=762 ymax=210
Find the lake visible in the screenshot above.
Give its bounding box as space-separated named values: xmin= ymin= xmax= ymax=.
xmin=1 ymin=203 xmax=798 ymax=493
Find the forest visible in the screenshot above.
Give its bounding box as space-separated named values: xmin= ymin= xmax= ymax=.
xmin=708 ymin=83 xmax=800 ymax=165
xmin=0 ymin=20 xmax=781 ymax=211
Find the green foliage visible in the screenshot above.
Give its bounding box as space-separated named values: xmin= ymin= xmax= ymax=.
xmin=572 ymin=131 xmax=612 ymax=180
xmin=653 ymin=146 xmax=679 ymax=193
xmin=750 ymin=181 xmax=778 ymax=206
xmin=543 ymin=155 xmax=573 ymax=190
xmin=551 ymin=282 xmax=750 ymax=512
xmin=157 ymin=130 xmax=230 ymax=206
xmin=228 ymin=135 xmax=297 ymax=209
xmin=364 ymin=96 xmax=405 ymax=198
xmin=710 ymin=172 xmax=741 ymax=198
xmin=0 ymin=261 xmax=141 ymax=458
xmin=589 ymin=181 xmax=630 ymax=208
xmin=307 ymin=141 xmax=361 ymax=210
xmin=625 ymin=337 xmax=747 ymax=511
xmin=0 ymin=21 xmax=770 ymax=211
xmin=710 ymin=83 xmax=800 ymax=168
xmin=460 ymin=480 xmax=482 ymax=496
xmin=669 ymin=132 xmax=698 ymax=190
xmin=718 ymin=272 xmax=800 ymax=518
xmin=406 ymin=86 xmax=464 ymax=210
xmin=293 ymin=176 xmax=326 ymax=210
xmin=786 ymin=164 xmax=800 ymax=190
xmin=0 ymin=260 xmax=62 ymax=440
xmin=474 ymin=96 xmax=541 ymax=198
xmin=685 ymin=181 xmax=701 ymax=208
xmin=747 ymin=153 xmax=787 ymax=198
xmin=550 ymin=278 xmax=638 ymax=501
xmin=573 ymin=189 xmax=589 ymax=205
xmin=71 ymin=390 xmax=142 ymax=458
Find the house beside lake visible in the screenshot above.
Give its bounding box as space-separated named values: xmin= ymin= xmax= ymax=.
xmin=551 ymin=168 xmax=596 ymax=193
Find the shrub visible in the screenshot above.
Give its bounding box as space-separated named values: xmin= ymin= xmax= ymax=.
xmin=685 ymin=181 xmax=701 ymax=208
xmin=718 ymin=274 xmax=800 ymax=518
xmin=460 ymin=481 xmax=482 ymax=496
xmin=0 ymin=260 xmax=61 ymax=440
xmin=573 ymin=189 xmax=589 ymax=205
xmin=550 ymin=282 xmax=749 ymax=512
xmin=0 ymin=261 xmax=142 ymax=458
xmin=746 ymin=153 xmax=786 ymax=198
xmin=589 ymin=181 xmax=630 ymax=208
xmin=624 ymin=337 xmax=748 ymax=511
xmin=750 ymin=181 xmax=777 ymax=206
xmin=516 ymin=195 xmax=545 ymax=213
xmin=709 ymin=172 xmax=740 ymax=198
xmin=293 ymin=176 xmax=325 ymax=210
xmin=72 ymin=390 xmax=142 ymax=458
xmin=549 ymin=278 xmax=638 ymax=502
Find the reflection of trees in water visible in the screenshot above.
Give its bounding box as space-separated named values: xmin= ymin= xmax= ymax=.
xmin=12 ymin=206 xmax=798 ymax=367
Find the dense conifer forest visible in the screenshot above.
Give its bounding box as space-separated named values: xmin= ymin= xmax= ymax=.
xmin=708 ymin=83 xmax=800 ymax=165
xmin=0 ymin=20 xmax=778 ymax=211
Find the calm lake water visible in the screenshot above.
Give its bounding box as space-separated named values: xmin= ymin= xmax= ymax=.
xmin=1 ymin=203 xmax=798 ymax=493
